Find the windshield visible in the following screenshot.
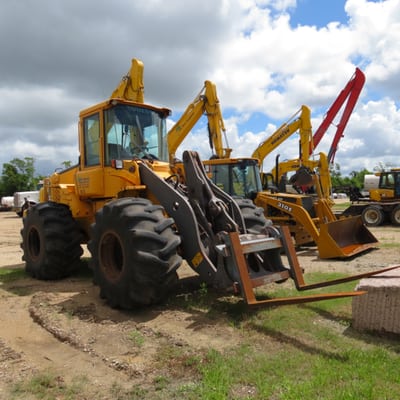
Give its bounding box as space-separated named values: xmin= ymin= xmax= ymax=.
xmin=104 ymin=104 xmax=168 ymax=163
xmin=208 ymin=160 xmax=262 ymax=198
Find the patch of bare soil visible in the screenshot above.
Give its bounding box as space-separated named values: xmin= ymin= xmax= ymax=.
xmin=0 ymin=211 xmax=399 ymax=398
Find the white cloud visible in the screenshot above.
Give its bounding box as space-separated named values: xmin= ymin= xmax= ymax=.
xmin=0 ymin=0 xmax=399 ymax=179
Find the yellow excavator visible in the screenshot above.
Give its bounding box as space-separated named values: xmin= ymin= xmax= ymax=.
xmin=21 ymin=58 xmax=397 ymax=311
xmin=245 ymin=69 xmax=378 ymax=258
xmin=168 ymin=80 xmax=232 ymax=163
xmin=167 ymin=74 xmax=377 ymax=259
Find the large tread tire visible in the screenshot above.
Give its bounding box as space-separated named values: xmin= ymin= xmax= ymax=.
xmin=88 ymin=198 xmax=182 ymax=309
xmin=361 ymin=205 xmax=384 ymax=226
xmin=233 ymin=197 xmax=273 ymax=234
xmin=390 ymin=205 xmax=400 ymax=226
xmin=21 ymin=202 xmax=83 ymax=280
xmin=234 ymin=197 xmax=288 ymax=275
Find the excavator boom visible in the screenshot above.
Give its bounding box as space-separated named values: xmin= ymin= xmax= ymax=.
xmin=167 ymin=80 xmax=231 ymax=163
xmin=110 ymin=58 xmax=145 ymax=103
xmin=251 ymin=105 xmax=312 ymax=166
xmin=311 ymin=68 xmax=365 ymax=163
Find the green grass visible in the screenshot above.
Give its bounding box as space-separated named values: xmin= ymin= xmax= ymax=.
xmin=189 ymin=345 xmax=400 ymax=400
xmin=379 ymin=241 xmax=400 ymax=248
xmin=0 ymin=259 xmax=92 ymax=285
xmin=0 ymin=267 xmax=27 ymax=283
xmin=183 ymin=294 xmax=400 ymax=399
xmin=163 ymin=272 xmax=400 ymax=399
xmin=331 ymin=201 xmax=351 ymax=211
xmin=7 ymin=270 xmax=400 ymax=399
xmin=10 ymin=371 xmax=89 ymax=400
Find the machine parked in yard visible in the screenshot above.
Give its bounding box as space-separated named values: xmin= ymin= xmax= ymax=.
xmin=342 ymin=168 xmax=400 ymax=226
xmin=246 ymin=105 xmax=378 ymax=258
xmin=168 ymin=70 xmax=377 ymax=259
xmin=20 ymin=58 xmax=396 ymax=310
xmin=0 ymin=196 xmax=13 ymax=211
xmin=13 ymin=190 xmax=40 ymax=217
xmin=244 ymin=68 xmax=377 ymax=258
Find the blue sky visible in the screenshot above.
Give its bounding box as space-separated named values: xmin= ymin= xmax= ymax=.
xmin=0 ymin=0 xmax=399 ymax=178
xmin=289 ymin=0 xmax=348 ymax=28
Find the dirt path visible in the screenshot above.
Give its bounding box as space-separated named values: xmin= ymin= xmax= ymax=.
xmin=0 ymin=211 xmax=399 ymax=398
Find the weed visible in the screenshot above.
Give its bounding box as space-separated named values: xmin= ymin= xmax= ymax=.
xmin=128 ymin=329 xmax=145 ymax=347
xmin=0 ymin=267 xmax=26 ymax=283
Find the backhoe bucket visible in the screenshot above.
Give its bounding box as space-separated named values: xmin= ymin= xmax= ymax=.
xmin=317 ymin=215 xmax=378 ymax=259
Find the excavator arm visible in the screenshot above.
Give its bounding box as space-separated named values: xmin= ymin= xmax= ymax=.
xmin=110 ymin=58 xmax=145 ymax=103
xmin=251 ymin=105 xmax=312 ymax=166
xmin=167 ymin=80 xmax=232 ymax=164
xmin=311 ymin=68 xmax=365 ymax=163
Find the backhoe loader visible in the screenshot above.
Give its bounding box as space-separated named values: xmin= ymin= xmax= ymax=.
xmin=20 ymin=58 xmax=397 ymax=310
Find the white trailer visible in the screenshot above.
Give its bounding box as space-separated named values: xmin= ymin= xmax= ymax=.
xmin=13 ymin=191 xmax=40 ymax=217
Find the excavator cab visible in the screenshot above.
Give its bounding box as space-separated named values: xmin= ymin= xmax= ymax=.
xmin=205 ymin=158 xmax=262 ymax=200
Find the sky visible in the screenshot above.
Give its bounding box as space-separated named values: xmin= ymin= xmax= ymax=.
xmin=1 ymin=0 xmax=399 ymax=181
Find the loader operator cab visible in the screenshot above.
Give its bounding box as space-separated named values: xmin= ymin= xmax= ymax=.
xmin=205 ymin=158 xmax=262 ymax=200
xmin=102 ymin=103 xmax=170 ymax=165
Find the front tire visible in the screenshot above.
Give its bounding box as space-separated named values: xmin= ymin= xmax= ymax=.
xmin=21 ymin=202 xmax=83 ymax=279
xmin=88 ymin=198 xmax=182 ymax=309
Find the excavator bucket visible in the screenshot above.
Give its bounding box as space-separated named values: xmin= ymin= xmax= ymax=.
xmin=317 ymin=215 xmax=379 ymax=259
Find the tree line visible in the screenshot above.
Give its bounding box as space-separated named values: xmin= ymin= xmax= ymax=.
xmin=0 ymin=158 xmax=72 ymax=197
xmin=0 ymin=157 xmax=372 ymax=197
xmin=330 ymin=163 xmax=371 ymax=192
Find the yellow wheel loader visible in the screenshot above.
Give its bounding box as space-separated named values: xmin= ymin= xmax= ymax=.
xmin=20 ymin=59 xmax=398 ymax=309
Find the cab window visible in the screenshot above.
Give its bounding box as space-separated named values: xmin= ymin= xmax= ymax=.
xmin=84 ymin=113 xmax=100 ymax=166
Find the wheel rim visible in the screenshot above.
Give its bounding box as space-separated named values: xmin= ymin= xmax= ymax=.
xmin=393 ymin=210 xmax=400 ymax=224
xmin=27 ymin=226 xmax=41 ymax=261
xmin=99 ymin=231 xmax=124 ymax=282
xmin=365 ymin=210 xmax=379 ymax=224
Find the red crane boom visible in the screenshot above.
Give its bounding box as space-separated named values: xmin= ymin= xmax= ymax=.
xmin=311 ymin=68 xmax=365 ymax=163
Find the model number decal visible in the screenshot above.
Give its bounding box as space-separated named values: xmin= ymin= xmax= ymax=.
xmin=277 ymin=201 xmax=292 ymax=213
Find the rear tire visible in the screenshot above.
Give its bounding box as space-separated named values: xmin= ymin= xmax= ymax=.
xmin=361 ymin=205 xmax=384 ymax=226
xmin=390 ymin=205 xmax=400 ymax=226
xmin=88 ymin=198 xmax=182 ymax=309
xmin=21 ymin=202 xmax=83 ymax=279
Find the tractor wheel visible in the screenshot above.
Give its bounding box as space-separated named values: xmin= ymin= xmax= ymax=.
xmin=88 ymin=198 xmax=182 ymax=309
xmin=361 ymin=205 xmax=384 ymax=226
xmin=21 ymin=202 xmax=83 ymax=280
xmin=390 ymin=205 xmax=400 ymax=226
xmin=233 ymin=197 xmax=273 ymax=234
xmin=234 ymin=197 xmax=288 ymax=276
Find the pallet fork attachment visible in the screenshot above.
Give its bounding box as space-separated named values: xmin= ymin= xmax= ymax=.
xmin=217 ymin=226 xmax=400 ymax=307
